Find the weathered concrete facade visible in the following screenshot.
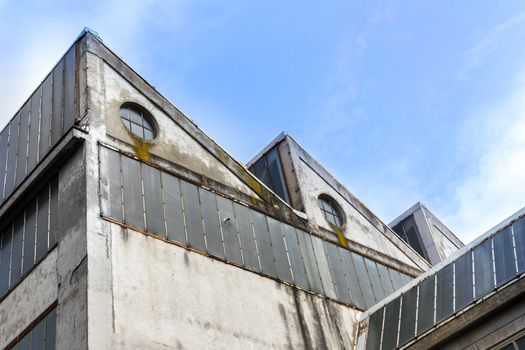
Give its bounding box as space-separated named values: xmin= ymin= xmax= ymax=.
xmin=0 ymin=29 xmax=522 ymax=350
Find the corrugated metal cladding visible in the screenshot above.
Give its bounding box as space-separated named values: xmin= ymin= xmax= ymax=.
xmin=98 ymin=145 xmax=413 ymax=310
xmin=0 ymin=176 xmax=59 ymax=300
xmin=365 ymin=215 xmax=525 ymax=350
xmin=0 ymin=44 xmax=77 ymax=207
xmin=5 ymin=306 xmax=56 ymax=350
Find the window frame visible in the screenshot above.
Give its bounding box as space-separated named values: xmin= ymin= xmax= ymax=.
xmin=318 ymin=194 xmax=344 ymax=228
xmin=119 ymin=102 xmax=157 ymax=140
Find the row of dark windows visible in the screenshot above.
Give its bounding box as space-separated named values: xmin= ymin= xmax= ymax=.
xmin=392 ymin=215 xmax=430 ymax=262
xmin=248 ymin=147 xmax=291 ymax=205
xmin=6 ymin=306 xmax=56 ymax=350
xmin=0 ymin=177 xmax=59 ymax=299
xmin=99 ymin=146 xmax=412 ymax=310
xmin=0 ymin=46 xmax=75 ymax=207
xmin=366 ymin=215 xmax=525 ymax=350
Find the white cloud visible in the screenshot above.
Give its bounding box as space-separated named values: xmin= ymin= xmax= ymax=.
xmin=442 ymin=74 xmax=525 ymax=243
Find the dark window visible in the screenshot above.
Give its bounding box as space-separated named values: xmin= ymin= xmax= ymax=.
xmin=120 ymin=103 xmax=156 ymax=139
xmin=318 ymin=195 xmax=344 ymax=227
xmin=392 ymin=215 xmax=430 ymax=262
xmin=249 ymin=147 xmax=290 ymax=204
xmin=6 ymin=306 xmax=56 ymax=350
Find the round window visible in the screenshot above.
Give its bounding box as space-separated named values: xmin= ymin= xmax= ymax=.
xmin=318 ymin=195 xmax=344 ymax=227
xmin=120 ymin=103 xmax=156 ymax=139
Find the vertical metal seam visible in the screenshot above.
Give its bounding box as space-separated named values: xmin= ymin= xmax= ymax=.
xmin=396 ymin=294 xmax=403 ymax=347
xmin=414 ymin=284 xmax=420 ymax=337
xmin=452 ymin=262 xmax=456 ymax=313
xmin=159 ymin=172 xmax=169 ymax=238
xmin=36 ymin=85 xmax=43 ymax=163
xmin=2 ymin=124 xmax=11 ymax=199
xmin=510 ymin=225 xmax=519 ymax=275
xmin=248 ymin=209 xmax=263 ymax=272
xmin=20 ymin=209 xmax=27 ymax=275
xmin=379 ymin=307 xmax=386 ymax=350
xmin=491 ymin=238 xmax=497 ymax=288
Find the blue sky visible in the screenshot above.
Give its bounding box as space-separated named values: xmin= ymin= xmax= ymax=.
xmin=1 ymin=1 xmax=525 ymax=243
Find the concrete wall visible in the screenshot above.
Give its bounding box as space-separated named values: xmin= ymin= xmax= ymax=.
xmin=0 ymin=250 xmax=58 ymax=348
xmin=296 ymin=158 xmax=421 ymax=269
xmin=81 ymin=34 xmax=362 ymax=349
xmin=109 ymin=223 xmax=359 ymax=350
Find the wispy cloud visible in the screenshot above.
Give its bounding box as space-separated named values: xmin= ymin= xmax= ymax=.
xmin=0 ymin=1 xmax=187 ymax=128
xmin=458 ymin=11 xmax=525 ymax=80
xmin=442 ymin=71 xmax=525 ymax=242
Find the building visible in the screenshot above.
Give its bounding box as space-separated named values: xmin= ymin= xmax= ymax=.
xmin=0 ymin=29 xmax=523 ymax=349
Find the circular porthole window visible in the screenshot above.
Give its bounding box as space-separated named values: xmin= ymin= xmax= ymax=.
xmin=120 ymin=103 xmax=157 ymax=140
xmin=318 ymin=194 xmax=344 ymax=227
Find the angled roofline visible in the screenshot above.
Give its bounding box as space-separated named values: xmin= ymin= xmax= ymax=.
xmin=360 ymin=205 xmax=525 ymax=320
xmin=389 ymin=201 xmax=464 ymax=248
xmin=249 ymin=132 xmax=432 ymax=271
xmin=78 ymin=30 xmax=309 ymax=229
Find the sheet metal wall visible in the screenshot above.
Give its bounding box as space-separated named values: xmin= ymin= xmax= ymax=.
xmin=0 ymin=177 xmax=59 ymax=300
xmin=99 ymin=146 xmax=412 ymax=310
xmin=5 ymin=306 xmax=56 ymax=350
xmin=365 ymin=214 xmax=525 ymax=350
xmin=0 ymin=45 xmax=76 ymax=207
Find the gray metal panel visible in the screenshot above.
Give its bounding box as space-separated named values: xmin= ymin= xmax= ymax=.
xmin=311 ymin=236 xmax=337 ymax=299
xmin=106 ymin=149 xmax=123 ymax=221
xmin=493 ymin=227 xmax=516 ymax=287
xmin=51 ymin=58 xmax=64 ymax=145
xmin=473 ymin=239 xmax=494 ymax=299
xmin=513 ymin=216 xmax=525 ymax=274
xmin=28 ymin=87 xmax=41 ymax=172
xmin=18 ymin=332 xmax=31 ymax=350
xmin=0 ymin=226 xmax=13 ymax=295
xmin=234 ymin=203 xmax=260 ymax=272
xmin=63 ymin=46 xmax=76 ymax=129
xmin=352 ymin=252 xmax=376 ymax=308
xmin=39 ymin=74 xmax=53 ymax=159
xmin=382 ymin=297 xmax=401 ymax=350
xmin=31 ymin=317 xmax=46 ymax=350
xmin=46 ymin=308 xmax=57 ymax=350
xmin=297 ymin=231 xmax=324 ymax=294
xmin=200 ymin=189 xmax=224 ymax=259
xmin=339 ymin=248 xmax=366 ymax=309
xmin=377 ymin=263 xmax=395 ymax=296
xmin=36 ymin=185 xmax=49 ymax=261
xmin=388 ymin=268 xmax=404 ymax=291
xmin=180 ymin=181 xmax=205 ymax=251
xmin=324 ymin=241 xmax=352 ymax=304
xmin=365 ymin=257 xmax=385 ymax=302
xmin=22 ymin=199 xmax=37 ymax=275
xmin=454 ymin=251 xmax=473 ymax=311
xmin=161 ymin=173 xmax=186 ymax=245
xmin=283 ymin=225 xmax=308 ymax=288
xmin=5 ymin=113 xmax=20 ymax=199
xmin=436 ymin=263 xmax=454 ymax=323
xmin=399 ymin=287 xmax=417 ymax=345
xmin=16 ymin=101 xmax=30 ymax=186
xmin=267 ymin=217 xmax=293 ymax=283
xmin=217 ymin=195 xmax=242 ymax=265
xmin=366 ymin=307 xmax=384 ymax=350
xmin=142 ymin=165 xmax=165 ymax=236
xmin=416 ymin=275 xmax=435 ymax=335
xmin=0 ymin=128 xmax=9 ymax=200
xmin=121 ymin=156 xmax=145 ymax=230
xmin=251 ymin=210 xmax=277 ymax=276
xmin=11 ymin=214 xmax=24 ymax=285
xmin=49 ymin=177 xmax=59 ymax=247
